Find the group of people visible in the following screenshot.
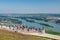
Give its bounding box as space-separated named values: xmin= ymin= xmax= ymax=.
xmin=0 ymin=20 xmax=45 ymax=34
xmin=13 ymin=24 xmax=45 ymax=33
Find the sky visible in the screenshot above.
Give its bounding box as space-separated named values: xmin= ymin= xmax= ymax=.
xmin=0 ymin=0 xmax=60 ymax=14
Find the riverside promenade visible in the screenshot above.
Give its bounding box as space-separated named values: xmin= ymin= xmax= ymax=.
xmin=0 ymin=26 xmax=60 ymax=40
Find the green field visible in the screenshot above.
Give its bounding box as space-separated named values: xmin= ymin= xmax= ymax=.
xmin=0 ymin=30 xmax=56 ymax=40
xmin=46 ymin=30 xmax=60 ymax=36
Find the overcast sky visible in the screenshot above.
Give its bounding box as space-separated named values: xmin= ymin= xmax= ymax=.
xmin=0 ymin=0 xmax=60 ymax=14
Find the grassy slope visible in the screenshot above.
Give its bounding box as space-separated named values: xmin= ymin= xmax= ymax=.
xmin=46 ymin=30 xmax=60 ymax=36
xmin=0 ymin=30 xmax=56 ymax=40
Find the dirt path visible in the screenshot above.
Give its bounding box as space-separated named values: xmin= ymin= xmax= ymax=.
xmin=18 ymin=31 xmax=60 ymax=40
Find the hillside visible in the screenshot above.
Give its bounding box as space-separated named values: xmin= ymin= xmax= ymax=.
xmin=0 ymin=29 xmax=56 ymax=40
